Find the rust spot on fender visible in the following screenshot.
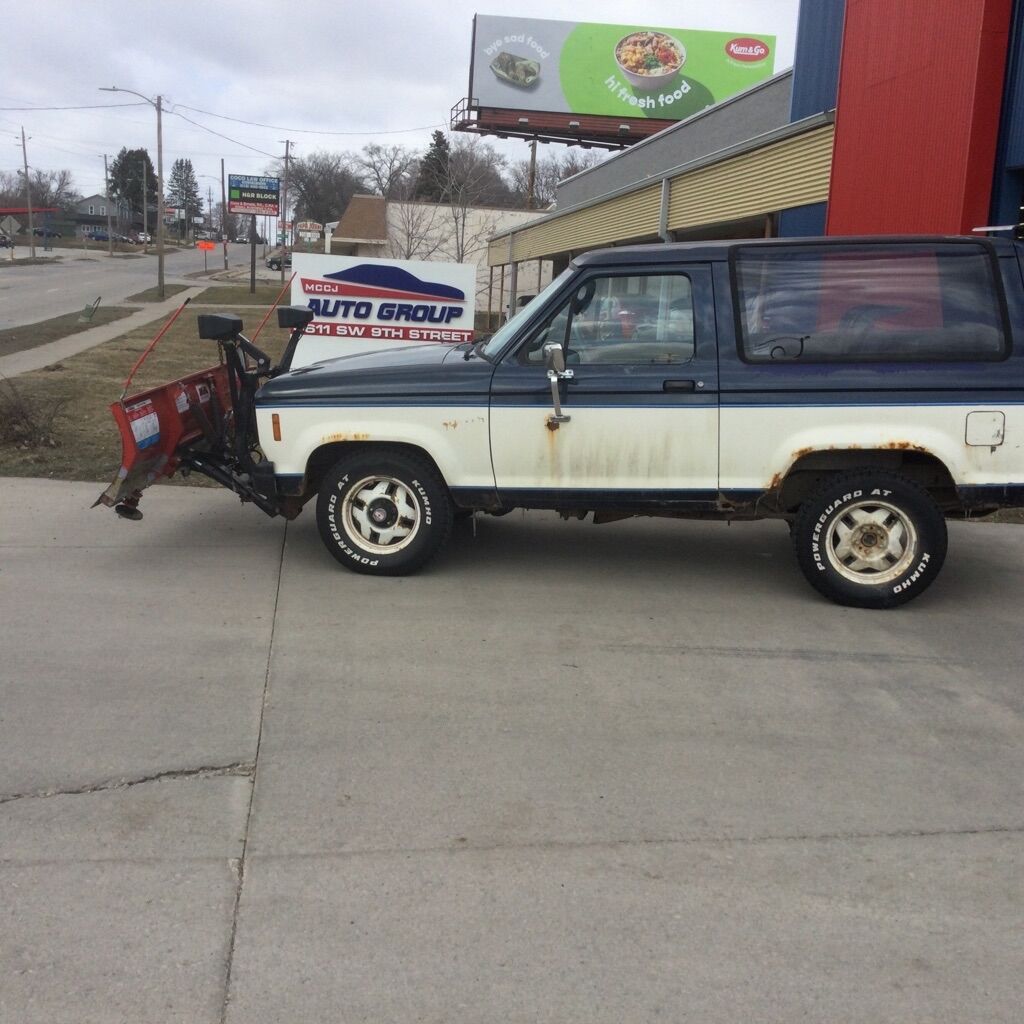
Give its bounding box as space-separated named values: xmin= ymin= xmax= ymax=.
xmin=881 ymin=440 xmax=928 ymax=452
xmin=792 ymin=446 xmax=814 ymax=461
xmin=768 ymin=472 xmax=783 ymax=491
xmin=321 ymin=432 xmax=370 ymax=443
xmin=442 ymin=420 xmax=458 ymax=430
xmin=546 ymin=418 xmax=560 ymax=432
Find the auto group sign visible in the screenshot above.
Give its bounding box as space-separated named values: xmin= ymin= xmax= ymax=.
xmin=290 ymin=254 xmax=477 ymax=367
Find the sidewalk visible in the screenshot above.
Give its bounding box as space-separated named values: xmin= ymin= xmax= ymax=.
xmin=0 ymin=287 xmax=207 ymax=378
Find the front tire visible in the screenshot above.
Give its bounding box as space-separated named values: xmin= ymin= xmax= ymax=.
xmin=792 ymin=471 xmax=947 ymax=608
xmin=316 ymin=448 xmax=453 ymax=576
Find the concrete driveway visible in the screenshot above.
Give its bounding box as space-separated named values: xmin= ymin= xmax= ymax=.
xmin=2 ymin=478 xmax=1022 ymax=1023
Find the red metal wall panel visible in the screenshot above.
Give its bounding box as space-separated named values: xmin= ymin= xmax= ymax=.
xmin=826 ymin=0 xmax=1013 ymax=235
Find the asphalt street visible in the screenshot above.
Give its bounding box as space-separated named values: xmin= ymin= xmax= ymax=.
xmin=1 ymin=478 xmax=1022 ymax=1023
xmin=0 ymin=243 xmax=258 ymax=330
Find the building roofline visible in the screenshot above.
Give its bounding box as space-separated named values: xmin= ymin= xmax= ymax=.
xmin=555 ymin=67 xmax=796 ymax=192
xmin=488 ymin=109 xmax=834 ymax=243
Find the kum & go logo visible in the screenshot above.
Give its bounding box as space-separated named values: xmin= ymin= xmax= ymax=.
xmin=299 ymin=261 xmax=473 ymax=344
xmin=725 ymin=37 xmax=770 ymax=62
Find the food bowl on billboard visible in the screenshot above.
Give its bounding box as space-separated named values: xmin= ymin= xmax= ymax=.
xmin=613 ymin=31 xmax=686 ymax=90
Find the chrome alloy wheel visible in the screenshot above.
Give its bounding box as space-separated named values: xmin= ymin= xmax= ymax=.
xmin=343 ymin=475 xmax=421 ymax=554
xmin=825 ymin=500 xmax=918 ymax=585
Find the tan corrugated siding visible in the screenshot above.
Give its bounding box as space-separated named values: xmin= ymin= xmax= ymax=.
xmin=667 ymin=125 xmax=834 ymax=230
xmin=506 ymin=183 xmax=661 ymax=263
xmin=488 ymin=124 xmax=835 ymax=266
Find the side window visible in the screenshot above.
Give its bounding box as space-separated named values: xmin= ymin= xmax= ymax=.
xmin=517 ymin=273 xmax=695 ymax=366
xmin=734 ymin=243 xmax=1008 ymax=362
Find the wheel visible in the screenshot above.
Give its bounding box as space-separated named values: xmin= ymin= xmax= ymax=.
xmin=792 ymin=471 xmax=947 ymax=608
xmin=269 ymin=260 xmax=280 ymax=271
xmin=316 ymin=448 xmax=453 ymax=576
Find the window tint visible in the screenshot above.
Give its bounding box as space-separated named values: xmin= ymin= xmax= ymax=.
xmin=734 ymin=243 xmax=1007 ymax=363
xmin=517 ymin=273 xmax=695 ymax=366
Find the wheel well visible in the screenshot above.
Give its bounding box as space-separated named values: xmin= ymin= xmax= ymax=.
xmin=304 ymin=441 xmax=446 ymax=496
xmin=777 ymin=449 xmax=959 ymax=512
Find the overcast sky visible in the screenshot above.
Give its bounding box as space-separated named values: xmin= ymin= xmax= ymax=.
xmin=0 ymin=0 xmax=799 ymax=203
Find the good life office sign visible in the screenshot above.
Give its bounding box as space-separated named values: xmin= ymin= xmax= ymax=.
xmin=227 ymin=174 xmax=280 ymax=216
xmin=289 ymin=254 xmax=477 ymax=367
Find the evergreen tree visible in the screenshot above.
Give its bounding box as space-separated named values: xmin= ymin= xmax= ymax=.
xmin=166 ymin=158 xmax=202 ymax=238
xmin=108 ymin=147 xmax=157 ymax=214
xmin=414 ymin=131 xmax=451 ymax=201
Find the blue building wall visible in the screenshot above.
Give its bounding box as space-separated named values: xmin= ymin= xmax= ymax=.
xmin=788 ymin=0 xmax=846 ymax=121
xmin=991 ymin=0 xmax=1024 ymax=227
xmin=778 ymin=0 xmax=845 ymax=237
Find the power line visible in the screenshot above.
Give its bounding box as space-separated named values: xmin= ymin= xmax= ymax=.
xmin=173 ymin=103 xmax=444 ymax=136
xmin=0 ymin=102 xmax=148 ymax=111
xmin=170 ymin=109 xmax=279 ymax=159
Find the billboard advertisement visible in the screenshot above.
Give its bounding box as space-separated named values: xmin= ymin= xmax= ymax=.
xmin=470 ymin=16 xmax=775 ymax=122
xmin=290 ymin=254 xmax=478 ymax=368
xmin=227 ymin=174 xmax=280 ymax=216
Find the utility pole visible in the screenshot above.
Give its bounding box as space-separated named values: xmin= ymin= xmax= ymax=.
xmin=20 ymin=127 xmax=36 ymax=258
xmin=220 ymin=157 xmax=228 ymax=270
xmin=279 ymin=139 xmax=292 ymax=284
xmin=99 ymin=87 xmax=165 ymax=297
xmin=141 ymin=156 xmax=148 ymax=253
xmin=156 ymin=95 xmax=165 ymax=298
xmin=207 ymin=185 xmax=213 ymax=240
xmin=526 ymin=138 xmax=538 ymax=211
xmin=103 ymin=154 xmax=114 ymax=257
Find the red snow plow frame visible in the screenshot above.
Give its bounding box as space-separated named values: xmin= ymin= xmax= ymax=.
xmin=95 ymin=283 xmax=314 ymax=520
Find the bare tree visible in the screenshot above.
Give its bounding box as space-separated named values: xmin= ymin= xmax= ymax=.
xmin=358 ymin=143 xmax=418 ymax=198
xmin=0 ymin=168 xmax=79 ymax=212
xmin=509 ymin=149 xmax=605 ymax=207
xmin=268 ymin=150 xmax=367 ymax=226
xmin=386 ymin=200 xmax=443 ymax=261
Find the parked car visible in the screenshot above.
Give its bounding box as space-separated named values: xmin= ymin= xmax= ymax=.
xmin=265 ymin=250 xmax=292 ymax=271
xmin=0 ymin=234 xmax=10 ymax=248
xmin=97 ymin=235 xmax=1024 ymax=609
xmin=86 ymin=231 xmax=109 ymax=242
xmin=32 ymin=227 xmax=61 ymax=238
xmin=136 ymin=232 xmax=152 ymax=244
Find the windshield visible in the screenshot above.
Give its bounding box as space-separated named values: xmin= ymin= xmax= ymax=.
xmin=479 ymin=267 xmax=575 ymax=360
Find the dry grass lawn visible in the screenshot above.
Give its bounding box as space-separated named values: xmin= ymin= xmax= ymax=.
xmin=0 ymin=307 xmax=137 ymax=357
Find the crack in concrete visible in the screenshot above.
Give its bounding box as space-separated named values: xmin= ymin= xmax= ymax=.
xmin=219 ymin=521 xmax=286 ymax=1024
xmin=247 ymin=823 xmax=1024 ymax=863
xmin=0 ymin=762 xmax=255 ymax=806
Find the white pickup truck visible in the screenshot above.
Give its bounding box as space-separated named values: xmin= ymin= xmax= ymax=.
xmin=98 ymin=235 xmax=1024 ymax=609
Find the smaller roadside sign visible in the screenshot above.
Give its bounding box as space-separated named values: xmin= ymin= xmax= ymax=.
xmin=0 ymin=215 xmax=21 ymax=235
xmin=228 ymin=174 xmax=280 ymax=216
xmin=296 ymin=220 xmax=323 ymax=232
xmin=196 ymin=240 xmax=216 ymax=251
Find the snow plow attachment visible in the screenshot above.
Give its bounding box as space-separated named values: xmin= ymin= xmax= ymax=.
xmin=95 ymin=298 xmax=313 ymax=521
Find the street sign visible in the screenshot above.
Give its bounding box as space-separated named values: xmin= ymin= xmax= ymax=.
xmin=0 ymin=215 xmax=21 ymax=235
xmin=296 ymin=220 xmax=323 ymax=233
xmin=228 ymin=174 xmax=280 ymax=216
xmin=196 ymin=240 xmax=216 ymax=251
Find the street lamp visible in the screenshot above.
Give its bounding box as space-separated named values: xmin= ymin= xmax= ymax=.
xmin=99 ymin=86 xmax=165 ymax=299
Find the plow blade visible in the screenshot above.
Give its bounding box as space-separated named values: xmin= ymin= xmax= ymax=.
xmin=94 ymin=364 xmax=232 ymax=516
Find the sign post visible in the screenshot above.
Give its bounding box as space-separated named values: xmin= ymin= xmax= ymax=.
xmin=228 ymin=174 xmax=280 ymax=297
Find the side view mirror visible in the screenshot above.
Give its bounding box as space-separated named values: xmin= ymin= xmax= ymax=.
xmin=543 ymin=341 xmax=566 ymax=374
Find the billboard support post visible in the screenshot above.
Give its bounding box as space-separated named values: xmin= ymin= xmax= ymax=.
xmin=249 ymin=214 xmax=256 ymax=295
xmin=527 ymin=140 xmax=537 ymax=210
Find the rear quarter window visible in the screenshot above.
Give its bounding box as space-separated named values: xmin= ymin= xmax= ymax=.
xmin=733 ymin=242 xmax=1009 ymax=363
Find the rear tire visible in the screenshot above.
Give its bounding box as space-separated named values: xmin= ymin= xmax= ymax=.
xmin=316 ymin=449 xmax=453 ymax=576
xmin=792 ymin=470 xmax=947 ymax=608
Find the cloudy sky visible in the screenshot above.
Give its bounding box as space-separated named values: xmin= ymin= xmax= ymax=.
xmin=0 ymin=0 xmax=799 ymax=203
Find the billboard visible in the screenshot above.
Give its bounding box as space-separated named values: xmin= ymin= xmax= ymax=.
xmin=227 ymin=174 xmax=280 ymax=216
xmin=290 ymin=254 xmax=477 ymax=368
xmin=470 ymin=16 xmax=775 ymax=122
